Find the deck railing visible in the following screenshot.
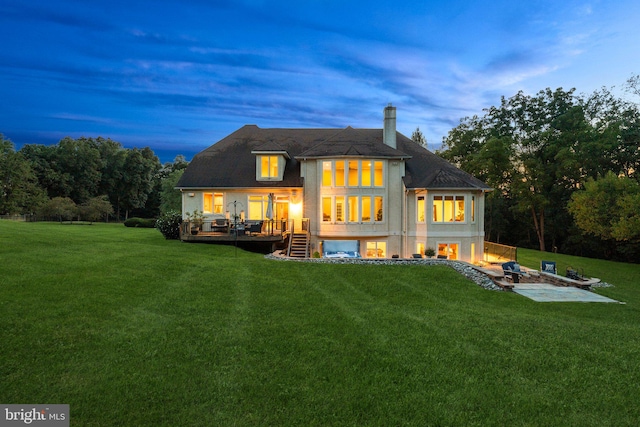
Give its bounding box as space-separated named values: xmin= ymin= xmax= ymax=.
xmin=483 ymin=241 xmax=517 ymax=263
xmin=181 ymin=219 xmax=288 ymax=237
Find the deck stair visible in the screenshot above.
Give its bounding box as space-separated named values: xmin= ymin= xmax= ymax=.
xmin=287 ymin=232 xmax=310 ymax=258
xmin=287 ymin=218 xmax=310 ymax=258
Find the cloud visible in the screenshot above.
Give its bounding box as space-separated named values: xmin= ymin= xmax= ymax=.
xmin=49 ymin=113 xmax=114 ymax=124
xmin=0 ymin=2 xmax=114 ymax=31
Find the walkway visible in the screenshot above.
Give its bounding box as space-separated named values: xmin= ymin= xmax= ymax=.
xmin=512 ymin=283 xmax=620 ymax=303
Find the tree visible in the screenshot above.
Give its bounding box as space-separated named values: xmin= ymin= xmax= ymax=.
xmin=160 ymin=169 xmax=185 ymax=213
xmin=21 ymin=137 xmax=102 ymax=204
xmin=20 ymin=144 xmax=68 ymax=199
xmin=568 ymin=172 xmax=640 ymax=242
xmin=78 ymin=195 xmax=114 ymax=224
xmin=0 ymin=135 xmax=47 ymax=215
xmin=92 ymin=137 xmax=126 ymax=220
xmin=581 ymin=88 xmax=640 ymax=180
xmin=441 ymin=88 xmax=586 ymax=252
xmin=58 ymin=137 xmax=102 ymax=203
xmin=119 ymin=148 xmax=161 ymax=219
xmin=42 ymin=197 xmax=77 ymax=222
xmin=625 ymin=73 xmax=640 ymax=99
xmin=411 ymin=127 xmax=426 ymax=146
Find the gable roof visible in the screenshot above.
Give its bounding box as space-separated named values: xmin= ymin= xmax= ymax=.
xmin=177 ymin=124 xmax=490 ymax=191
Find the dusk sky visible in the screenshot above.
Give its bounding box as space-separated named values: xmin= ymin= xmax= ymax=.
xmin=2 ymin=0 xmax=639 ymax=163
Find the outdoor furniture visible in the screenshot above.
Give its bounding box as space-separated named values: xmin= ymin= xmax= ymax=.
xmin=502 ymin=261 xmax=526 ymax=283
xmin=211 ymin=218 xmax=229 ymax=233
xmin=541 ymin=260 xmax=557 ymax=275
xmin=230 ymin=223 xmax=245 ymax=236
xmin=566 ymin=267 xmax=582 ymax=280
xmin=246 ymin=221 xmax=263 ymax=236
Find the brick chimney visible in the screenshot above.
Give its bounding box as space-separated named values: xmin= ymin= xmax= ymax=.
xmin=383 ymin=104 xmax=396 ymax=149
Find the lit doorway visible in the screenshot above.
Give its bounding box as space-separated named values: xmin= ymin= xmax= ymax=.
xmin=437 ymin=243 xmax=459 ymax=260
xmin=275 ymin=197 xmax=289 ymax=230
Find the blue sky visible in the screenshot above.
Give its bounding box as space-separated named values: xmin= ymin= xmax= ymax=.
xmin=1 ymin=0 xmax=639 ymax=163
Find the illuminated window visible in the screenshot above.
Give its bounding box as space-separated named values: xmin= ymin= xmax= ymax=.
xmin=318 ymin=196 xmax=383 ymax=223
xmin=433 ymin=195 xmax=465 ymax=223
xmin=366 ymin=241 xmax=386 ymax=258
xmin=471 ymin=196 xmax=476 ymax=222
xmin=374 ymin=196 xmax=383 ymax=221
xmin=336 ymin=197 xmax=344 ymax=222
xmin=417 ymin=196 xmax=425 ymax=222
xmin=213 ymin=193 xmax=223 ymax=214
xmin=335 ymin=161 xmax=345 ymax=186
xmin=249 ymin=195 xmax=267 ymax=220
xmin=433 ymin=197 xmax=441 ymax=222
xmin=361 ymin=196 xmax=371 ymax=222
xmin=374 ymin=161 xmax=383 ymax=187
xmin=203 ymin=193 xmax=213 ymax=214
xmin=456 ymin=197 xmax=465 ymax=221
xmin=348 ymin=196 xmax=358 ymax=222
xmin=321 ymin=160 xmax=383 ymax=188
xmin=362 ymin=161 xmax=371 ymax=186
xmin=322 ymin=161 xmax=332 ymax=187
xmin=417 ymin=242 xmax=425 ymax=256
xmin=444 ymin=196 xmax=454 ymax=222
xmin=348 ymin=161 xmax=359 ymax=186
xmin=260 ymin=156 xmax=278 ymax=178
xmin=437 ymin=243 xmax=459 ymax=260
xmin=322 ymin=197 xmax=331 ymax=222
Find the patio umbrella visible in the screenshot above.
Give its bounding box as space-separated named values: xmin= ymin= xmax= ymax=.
xmin=266 ymin=193 xmax=274 ymax=220
xmin=265 ymin=193 xmax=274 ymax=235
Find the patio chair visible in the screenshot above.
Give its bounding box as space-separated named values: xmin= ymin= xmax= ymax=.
xmin=541 ymin=260 xmax=557 ymax=275
xmin=211 ymin=218 xmax=228 ymax=233
xmin=246 ymin=221 xmax=263 ymax=236
xmin=502 ymin=261 xmax=526 ymax=283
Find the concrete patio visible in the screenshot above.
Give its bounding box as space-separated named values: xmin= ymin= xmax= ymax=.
xmin=512 ymin=283 xmax=621 ymax=303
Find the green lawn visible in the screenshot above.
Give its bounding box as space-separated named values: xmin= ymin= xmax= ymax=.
xmin=1 ymin=221 xmax=640 ymax=426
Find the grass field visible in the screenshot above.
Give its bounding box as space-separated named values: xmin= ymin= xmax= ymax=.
xmin=1 ymin=221 xmax=640 ymax=426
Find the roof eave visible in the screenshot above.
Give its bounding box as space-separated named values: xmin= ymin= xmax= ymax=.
xmin=251 ymin=150 xmax=291 ymax=159
xmin=295 ymin=155 xmax=412 ymax=161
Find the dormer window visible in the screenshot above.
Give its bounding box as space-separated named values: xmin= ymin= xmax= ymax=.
xmin=252 ymin=150 xmax=289 ymax=181
xmin=261 ymin=155 xmax=279 ymax=178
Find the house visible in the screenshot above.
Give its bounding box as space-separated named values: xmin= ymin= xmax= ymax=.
xmin=176 ymin=105 xmax=491 ymax=261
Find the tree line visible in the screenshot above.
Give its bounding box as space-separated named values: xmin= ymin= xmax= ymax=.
xmin=0 ymin=135 xmax=187 ymax=222
xmin=3 ymin=78 xmax=639 ymax=261
xmin=439 ymin=77 xmax=640 ymax=262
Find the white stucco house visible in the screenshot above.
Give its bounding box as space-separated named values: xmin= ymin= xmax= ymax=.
xmin=176 ymin=105 xmax=491 ymax=261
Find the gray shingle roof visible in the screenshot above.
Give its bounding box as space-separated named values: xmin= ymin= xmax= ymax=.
xmin=296 ymin=127 xmax=410 ymax=159
xmin=176 ymin=125 xmax=490 ymax=191
xmin=397 ymin=134 xmax=490 ymax=190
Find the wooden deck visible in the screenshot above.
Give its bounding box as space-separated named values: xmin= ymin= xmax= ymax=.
xmin=181 ymin=231 xmax=287 ymax=243
xmin=180 ymin=219 xmax=288 ymax=244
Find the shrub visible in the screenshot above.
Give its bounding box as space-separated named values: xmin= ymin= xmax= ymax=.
xmin=124 ymin=217 xmax=157 ymax=228
xmin=155 ymin=210 xmax=182 ymax=239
